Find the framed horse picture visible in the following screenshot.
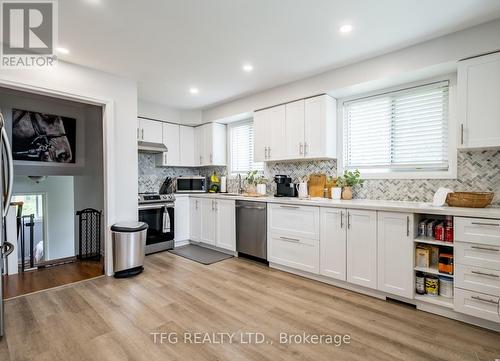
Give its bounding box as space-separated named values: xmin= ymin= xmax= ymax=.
xmin=11 ymin=109 xmax=77 ymax=163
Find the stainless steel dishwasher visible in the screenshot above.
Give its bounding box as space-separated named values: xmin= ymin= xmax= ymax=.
xmin=236 ymin=200 xmax=267 ymax=261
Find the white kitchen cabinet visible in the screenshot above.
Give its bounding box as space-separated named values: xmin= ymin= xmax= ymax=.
xmin=454 ymin=288 xmax=500 ymax=323
xmin=200 ymin=198 xmax=216 ymax=245
xmin=285 ymin=100 xmax=305 ymax=159
xmin=137 ymin=118 xmax=163 ymax=144
xmin=214 ymin=199 xmax=236 ymax=251
xmin=174 ymin=196 xmax=190 ymax=244
xmin=268 ymin=234 xmax=319 ymax=274
xmin=253 ymin=105 xmax=286 ymax=161
xmin=254 ymin=95 xmax=336 ymax=162
xmin=377 ymin=212 xmax=414 ymax=298
xmin=320 ymin=208 xmax=347 ymax=281
xmin=180 ymin=125 xmax=195 ymax=166
xmin=156 ymin=122 xmax=180 ymax=166
xmin=268 ymin=204 xmax=320 ymax=240
xmin=194 ymin=198 xmax=235 ymax=251
xmin=267 ymin=203 xmax=320 ymax=273
xmin=189 ymin=197 xmax=202 ymax=242
xmin=304 ymin=95 xmax=336 ymax=159
xmin=346 ymin=209 xmax=378 ymax=289
xmin=194 ymin=123 xmax=227 ymax=166
xmin=458 ymin=52 xmax=500 ymax=149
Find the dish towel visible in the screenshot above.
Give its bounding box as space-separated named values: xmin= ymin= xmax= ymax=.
xmin=432 ymin=187 xmax=453 ymax=207
xmin=163 ymin=213 xmax=171 ymax=232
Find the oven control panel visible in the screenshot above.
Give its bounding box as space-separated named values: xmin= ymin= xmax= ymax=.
xmin=138 ymin=193 xmax=175 ymax=204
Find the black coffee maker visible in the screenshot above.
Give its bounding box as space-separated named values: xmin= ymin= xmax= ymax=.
xmin=274 ymin=175 xmax=297 ymax=197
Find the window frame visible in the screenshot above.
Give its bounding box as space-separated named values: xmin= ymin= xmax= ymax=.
xmin=227 ymin=118 xmax=263 ymax=176
xmin=337 ymin=75 xmax=457 ymax=180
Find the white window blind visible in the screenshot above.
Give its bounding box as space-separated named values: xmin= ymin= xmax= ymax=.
xmin=229 ymin=120 xmax=263 ymax=174
xmin=343 ymin=81 xmax=449 ymax=173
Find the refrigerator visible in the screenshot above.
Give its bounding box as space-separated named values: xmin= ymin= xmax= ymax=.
xmin=0 ymin=110 xmax=14 ymax=338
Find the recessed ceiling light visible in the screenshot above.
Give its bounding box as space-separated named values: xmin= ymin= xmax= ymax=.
xmin=56 ymin=47 xmax=69 ymax=54
xmin=339 ymin=24 xmax=353 ymax=34
xmin=243 ymin=64 xmax=253 ymax=72
xmin=189 ymin=87 xmax=199 ymax=95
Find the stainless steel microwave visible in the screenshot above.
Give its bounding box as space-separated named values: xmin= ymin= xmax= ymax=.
xmin=176 ymin=176 xmax=206 ymax=193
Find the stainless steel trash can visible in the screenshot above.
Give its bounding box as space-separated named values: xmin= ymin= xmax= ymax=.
xmin=111 ymin=221 xmax=148 ymax=278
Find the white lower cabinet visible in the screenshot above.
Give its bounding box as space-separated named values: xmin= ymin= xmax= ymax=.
xmin=174 ymin=196 xmax=190 ymax=243
xmin=377 ymin=212 xmax=414 ymax=298
xmin=215 ymin=199 xmax=236 ymax=251
xmin=320 ymin=208 xmax=346 ymax=281
xmin=189 ymin=198 xmax=202 ymax=242
xmin=193 ymin=198 xmax=235 ymax=251
xmin=454 ymin=288 xmax=500 ymax=323
xmin=268 ymin=204 xmax=320 ymax=273
xmin=346 ymin=209 xmax=378 ymax=290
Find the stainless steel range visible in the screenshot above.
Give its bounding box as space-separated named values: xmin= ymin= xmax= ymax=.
xmin=138 ymin=193 xmax=175 ymax=254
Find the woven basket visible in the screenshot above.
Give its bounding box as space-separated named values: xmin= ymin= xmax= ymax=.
xmin=446 ymin=192 xmax=494 ymax=208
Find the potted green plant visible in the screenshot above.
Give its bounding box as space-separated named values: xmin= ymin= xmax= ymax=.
xmin=255 ymin=175 xmax=269 ymax=195
xmin=244 ymin=170 xmax=259 ymax=194
xmin=336 ymin=169 xmax=364 ymax=200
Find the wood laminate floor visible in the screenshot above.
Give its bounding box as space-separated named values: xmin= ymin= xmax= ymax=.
xmin=2 ymin=259 xmax=104 ymax=299
xmin=1 ymin=252 xmax=499 ymax=361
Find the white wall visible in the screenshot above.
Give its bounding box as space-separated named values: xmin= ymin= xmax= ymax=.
xmin=13 ymin=176 xmax=75 ymax=260
xmin=202 ymin=19 xmax=500 ymax=122
xmin=0 ymin=61 xmax=138 ymax=275
xmin=138 ymin=98 xmax=202 ymax=125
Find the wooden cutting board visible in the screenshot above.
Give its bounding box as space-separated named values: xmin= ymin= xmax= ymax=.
xmin=308 ymin=174 xmax=327 ymax=197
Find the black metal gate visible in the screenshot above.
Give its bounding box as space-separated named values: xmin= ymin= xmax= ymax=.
xmin=76 ymin=208 xmax=102 ymax=261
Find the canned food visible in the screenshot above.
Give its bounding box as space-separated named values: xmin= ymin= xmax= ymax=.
xmin=416 ymin=272 xmax=426 ymax=295
xmin=426 ymin=221 xmax=436 ymax=238
xmin=425 ymin=276 xmax=439 ymax=296
xmin=439 ymin=276 xmax=454 ymax=298
xmin=434 ymin=223 xmax=444 ymax=241
xmin=444 ymin=226 xmax=453 ymax=242
xmin=418 ymin=221 xmax=427 ymax=237
xmin=439 ymin=253 xmax=454 ymax=275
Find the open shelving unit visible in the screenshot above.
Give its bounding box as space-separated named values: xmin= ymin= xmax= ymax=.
xmin=414 ymin=213 xmax=455 ymax=309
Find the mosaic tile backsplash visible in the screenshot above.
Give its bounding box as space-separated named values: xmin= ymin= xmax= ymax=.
xmin=138 ymin=150 xmax=500 ymax=206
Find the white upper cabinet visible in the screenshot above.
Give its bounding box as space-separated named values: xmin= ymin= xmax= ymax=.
xmin=304 ymin=95 xmax=336 ymax=159
xmin=285 ymin=100 xmax=305 ymax=159
xmin=346 ymin=209 xmax=377 ymax=290
xmin=377 ymin=212 xmax=414 ymax=298
xmin=159 ymin=123 xmax=180 ymax=166
xmin=254 ymin=95 xmax=337 ymax=162
xmin=458 ymin=52 xmax=500 ymax=149
xmin=180 ymin=125 xmax=195 ymax=166
xmin=194 ymin=123 xmax=227 ymax=166
xmin=137 ymin=118 xmax=163 ymax=144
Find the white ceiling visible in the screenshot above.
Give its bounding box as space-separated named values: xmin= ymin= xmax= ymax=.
xmin=59 ymin=0 xmax=500 ymax=110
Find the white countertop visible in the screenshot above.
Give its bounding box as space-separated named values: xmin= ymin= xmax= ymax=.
xmin=175 ymin=192 xmax=500 ymax=219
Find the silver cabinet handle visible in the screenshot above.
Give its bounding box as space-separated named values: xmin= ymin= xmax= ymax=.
xmin=214 ymin=200 xmax=218 ymax=212
xmin=304 ymin=142 xmax=308 ymax=156
xmin=211 ymin=200 xmax=214 ymax=211
xmin=347 ymin=212 xmax=351 ymax=229
xmin=137 ymin=128 xmax=140 ymax=139
xmin=340 ymin=211 xmax=344 ymax=229
xmin=471 ymin=270 xmax=499 ymax=278
xmin=210 ymin=153 xmax=213 ymax=163
xmin=235 ymin=205 xmax=266 ymax=210
xmin=141 ymin=129 xmax=144 ymax=140
xmin=279 ymin=205 xmax=299 ymax=209
xmin=460 ymin=124 xmax=464 ymax=145
xmin=268 ymin=146 xmax=271 ymax=158
xmin=1 ymin=124 xmax=14 ymax=217
xmin=264 ymin=147 xmax=267 ymax=159
xmin=471 ymin=245 xmax=499 ymax=252
xmin=471 ymin=295 xmax=498 ymax=304
xmin=199 ymin=155 xmax=202 ymax=164
xmin=471 ymin=222 xmax=500 ymax=227
xmin=406 ymin=216 xmax=410 ymax=237
xmin=299 ymin=142 xmax=303 ymax=155
xmin=279 ymin=236 xmax=300 ymax=243
xmin=164 ymin=153 xmax=167 ymax=164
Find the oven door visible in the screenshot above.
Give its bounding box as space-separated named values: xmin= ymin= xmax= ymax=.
xmin=138 ymin=204 xmax=174 ymax=246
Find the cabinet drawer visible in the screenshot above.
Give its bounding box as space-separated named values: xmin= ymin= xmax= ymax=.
xmin=455 ymin=241 xmax=500 ymax=270
xmin=268 ymin=204 xmax=320 ymax=240
xmin=268 ymin=235 xmax=319 ymax=274
xmin=454 ymin=288 xmax=500 ymax=323
xmin=454 ymin=217 xmax=500 ymax=246
xmin=456 ymin=264 xmax=500 ymax=297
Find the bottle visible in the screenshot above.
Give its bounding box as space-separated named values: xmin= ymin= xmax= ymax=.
xmin=416 ymin=272 xmax=426 ymax=295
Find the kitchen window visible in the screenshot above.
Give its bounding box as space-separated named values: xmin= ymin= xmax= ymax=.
xmin=342 ymin=79 xmax=457 ymax=179
xmin=228 ymin=119 xmax=263 ymax=175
